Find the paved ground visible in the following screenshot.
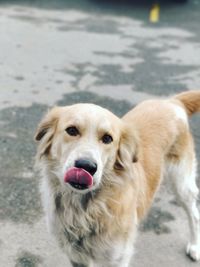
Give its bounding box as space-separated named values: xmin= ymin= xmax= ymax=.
xmin=0 ymin=0 xmax=200 ymax=266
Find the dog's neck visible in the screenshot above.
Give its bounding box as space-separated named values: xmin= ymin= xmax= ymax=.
xmin=54 ymin=189 xmax=100 ymax=211
xmin=80 ymin=189 xmax=100 ymax=210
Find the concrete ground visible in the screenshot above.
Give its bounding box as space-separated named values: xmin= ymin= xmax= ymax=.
xmin=0 ymin=0 xmax=200 ymax=266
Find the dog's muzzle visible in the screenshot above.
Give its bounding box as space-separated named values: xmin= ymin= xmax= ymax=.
xmin=64 ymin=158 xmax=97 ymax=191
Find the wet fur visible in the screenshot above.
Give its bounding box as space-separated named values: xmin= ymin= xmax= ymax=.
xmin=35 ymin=91 xmax=200 ymax=266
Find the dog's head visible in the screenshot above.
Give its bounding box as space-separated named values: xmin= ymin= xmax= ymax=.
xmin=35 ymin=104 xmax=137 ymax=193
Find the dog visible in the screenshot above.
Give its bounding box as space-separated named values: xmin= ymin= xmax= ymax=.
xmin=35 ymin=91 xmax=200 ymax=267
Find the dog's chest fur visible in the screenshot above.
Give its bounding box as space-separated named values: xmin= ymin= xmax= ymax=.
xmin=43 ymin=179 xmax=135 ymax=265
xmin=55 ymin=192 xmax=99 ymax=254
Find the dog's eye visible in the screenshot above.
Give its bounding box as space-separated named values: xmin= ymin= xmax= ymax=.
xmin=102 ymin=134 xmax=113 ymax=144
xmin=65 ymin=126 xmax=79 ymax=136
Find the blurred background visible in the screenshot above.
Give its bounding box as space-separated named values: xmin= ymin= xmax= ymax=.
xmin=0 ymin=0 xmax=200 ymax=266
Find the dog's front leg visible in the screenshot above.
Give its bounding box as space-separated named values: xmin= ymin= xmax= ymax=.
xmin=103 ymin=252 xmax=133 ymax=267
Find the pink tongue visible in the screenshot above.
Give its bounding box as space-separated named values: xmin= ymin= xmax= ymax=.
xmin=64 ymin=167 xmax=93 ymax=188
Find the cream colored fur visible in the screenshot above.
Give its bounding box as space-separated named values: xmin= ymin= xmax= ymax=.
xmin=35 ymin=91 xmax=200 ymax=266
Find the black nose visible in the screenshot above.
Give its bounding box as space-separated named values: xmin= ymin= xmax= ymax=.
xmin=75 ymin=159 xmax=97 ymax=176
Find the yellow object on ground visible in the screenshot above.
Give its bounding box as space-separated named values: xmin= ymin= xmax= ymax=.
xmin=150 ymin=4 xmax=160 ymax=23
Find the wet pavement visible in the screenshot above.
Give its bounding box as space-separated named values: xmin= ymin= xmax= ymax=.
xmin=0 ymin=0 xmax=200 ymax=266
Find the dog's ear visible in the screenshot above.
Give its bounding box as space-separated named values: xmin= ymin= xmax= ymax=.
xmin=34 ymin=107 xmax=62 ymax=156
xmin=114 ymin=126 xmax=138 ymax=171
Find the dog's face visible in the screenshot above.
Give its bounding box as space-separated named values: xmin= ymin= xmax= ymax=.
xmin=35 ymin=104 xmax=136 ymax=193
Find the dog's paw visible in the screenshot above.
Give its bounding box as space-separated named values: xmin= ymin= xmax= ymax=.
xmin=186 ymin=243 xmax=200 ymax=261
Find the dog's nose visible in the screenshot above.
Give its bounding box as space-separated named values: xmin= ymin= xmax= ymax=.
xmin=75 ymin=159 xmax=97 ymax=176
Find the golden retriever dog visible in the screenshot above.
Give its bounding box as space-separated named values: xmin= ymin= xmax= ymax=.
xmin=35 ymin=91 xmax=200 ymax=267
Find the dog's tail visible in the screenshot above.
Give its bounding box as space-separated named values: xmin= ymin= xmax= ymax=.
xmin=174 ymin=90 xmax=200 ymax=116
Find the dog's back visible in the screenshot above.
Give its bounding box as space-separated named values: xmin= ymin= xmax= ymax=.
xmin=123 ymin=90 xmax=200 ymax=261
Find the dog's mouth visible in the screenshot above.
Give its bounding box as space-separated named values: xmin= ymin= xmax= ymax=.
xmin=64 ymin=167 xmax=93 ymax=191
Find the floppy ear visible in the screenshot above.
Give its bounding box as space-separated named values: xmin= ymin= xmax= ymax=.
xmin=34 ymin=107 xmax=62 ymax=156
xmin=114 ymin=127 xmax=138 ymax=171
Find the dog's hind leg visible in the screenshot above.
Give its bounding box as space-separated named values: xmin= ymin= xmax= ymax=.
xmin=169 ymin=154 xmax=200 ymax=261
